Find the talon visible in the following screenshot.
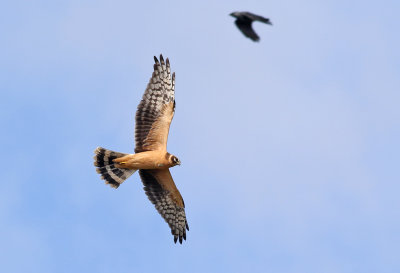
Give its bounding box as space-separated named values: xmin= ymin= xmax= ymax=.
xmin=113 ymin=159 xmax=126 ymax=169
xmin=113 ymin=158 xmax=126 ymax=165
xmin=114 ymin=162 xmax=126 ymax=169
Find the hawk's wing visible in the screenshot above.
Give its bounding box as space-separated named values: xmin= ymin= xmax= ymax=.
xmin=135 ymin=55 xmax=175 ymax=153
xmin=139 ymin=169 xmax=189 ymax=244
xmin=235 ymin=19 xmax=260 ymax=42
xmin=243 ymin=12 xmax=272 ymax=25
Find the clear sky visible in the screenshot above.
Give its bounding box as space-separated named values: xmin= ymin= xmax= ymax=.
xmin=1 ymin=1 xmax=399 ymax=272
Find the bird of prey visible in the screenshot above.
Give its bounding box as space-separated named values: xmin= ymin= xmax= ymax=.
xmin=93 ymin=55 xmax=189 ymax=244
xmin=230 ymin=11 xmax=272 ymax=42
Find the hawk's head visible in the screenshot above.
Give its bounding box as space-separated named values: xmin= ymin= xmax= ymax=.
xmin=170 ymin=155 xmax=181 ymax=166
xmin=230 ymin=12 xmax=240 ymax=18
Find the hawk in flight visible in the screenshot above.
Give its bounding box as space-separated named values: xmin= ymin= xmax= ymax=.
xmin=93 ymin=55 xmax=189 ymax=244
xmin=230 ymin=11 xmax=272 ymax=42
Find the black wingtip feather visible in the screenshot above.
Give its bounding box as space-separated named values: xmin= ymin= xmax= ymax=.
xmin=154 ymin=56 xmax=159 ymax=63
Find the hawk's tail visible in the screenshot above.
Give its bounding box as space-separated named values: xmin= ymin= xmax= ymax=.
xmin=93 ymin=147 xmax=136 ymax=189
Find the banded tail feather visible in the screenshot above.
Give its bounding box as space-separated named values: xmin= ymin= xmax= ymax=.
xmin=94 ymin=147 xmax=136 ymax=188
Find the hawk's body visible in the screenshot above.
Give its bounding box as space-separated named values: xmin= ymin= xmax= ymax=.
xmin=230 ymin=11 xmax=272 ymax=42
xmin=93 ymin=55 xmax=188 ymax=244
xmin=114 ymin=150 xmax=174 ymax=170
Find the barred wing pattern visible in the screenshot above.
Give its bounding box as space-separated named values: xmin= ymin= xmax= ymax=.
xmin=135 ymin=55 xmax=175 ymax=153
xmin=139 ymin=169 xmax=189 ymax=244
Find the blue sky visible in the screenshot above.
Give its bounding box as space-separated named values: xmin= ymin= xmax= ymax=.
xmin=1 ymin=0 xmax=399 ymax=272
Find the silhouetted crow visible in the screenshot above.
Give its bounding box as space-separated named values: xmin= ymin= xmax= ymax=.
xmin=230 ymin=11 xmax=272 ymax=42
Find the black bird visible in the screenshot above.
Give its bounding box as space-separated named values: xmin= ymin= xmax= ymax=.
xmin=230 ymin=11 xmax=272 ymax=42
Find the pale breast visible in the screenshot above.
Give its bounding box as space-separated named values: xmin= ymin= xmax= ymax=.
xmin=114 ymin=151 xmax=170 ymax=170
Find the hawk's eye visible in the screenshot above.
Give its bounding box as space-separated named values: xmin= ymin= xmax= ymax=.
xmin=173 ymin=157 xmax=178 ymax=162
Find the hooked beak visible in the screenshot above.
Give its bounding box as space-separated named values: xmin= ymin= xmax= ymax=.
xmin=177 ymin=160 xmax=181 ymax=166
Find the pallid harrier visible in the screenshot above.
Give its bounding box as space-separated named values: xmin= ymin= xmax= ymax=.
xmin=230 ymin=11 xmax=272 ymax=42
xmin=94 ymin=55 xmax=189 ymax=244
